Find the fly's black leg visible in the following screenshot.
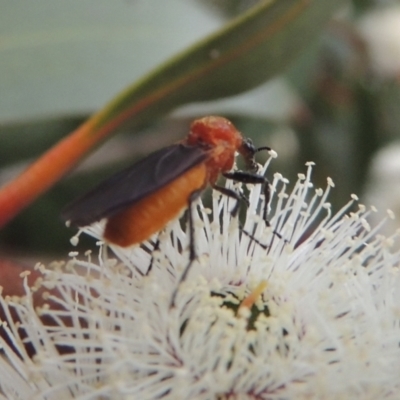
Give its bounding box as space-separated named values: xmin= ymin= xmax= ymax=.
xmin=145 ymin=236 xmax=160 ymax=275
xmin=224 ymin=170 xmax=285 ymax=245
xmin=214 ymin=178 xmax=268 ymax=251
xmin=170 ymin=190 xmax=202 ymax=308
xmin=212 ymin=184 xmax=244 ymax=217
xmin=223 ymin=171 xmax=271 ymax=226
xmin=187 ymin=193 xmax=197 ymax=263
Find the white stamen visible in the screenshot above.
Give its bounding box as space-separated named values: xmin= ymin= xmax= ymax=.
xmin=0 ymin=160 xmax=399 ymax=399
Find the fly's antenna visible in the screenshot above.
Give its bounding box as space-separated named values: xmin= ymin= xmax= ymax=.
xmin=256 ymin=146 xmax=272 ymax=153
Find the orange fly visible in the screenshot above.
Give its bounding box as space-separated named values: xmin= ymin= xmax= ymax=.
xmin=62 ymin=116 xmax=271 ymax=301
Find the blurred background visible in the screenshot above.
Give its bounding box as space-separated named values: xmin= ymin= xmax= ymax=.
xmin=1 ymin=0 xmax=400 ymax=264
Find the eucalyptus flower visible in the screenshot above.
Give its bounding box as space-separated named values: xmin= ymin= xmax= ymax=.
xmin=1 ymin=158 xmax=400 ymax=400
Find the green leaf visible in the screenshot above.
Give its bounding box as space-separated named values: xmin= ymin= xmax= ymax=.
xmin=0 ymin=0 xmax=222 ymax=122
xmin=93 ymin=0 xmax=347 ymax=132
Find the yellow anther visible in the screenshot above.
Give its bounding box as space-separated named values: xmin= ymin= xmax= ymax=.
xmin=239 ymin=280 xmax=268 ymax=311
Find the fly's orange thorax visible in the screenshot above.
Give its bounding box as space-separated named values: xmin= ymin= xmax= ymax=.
xmin=187 ymin=116 xmax=243 ymax=184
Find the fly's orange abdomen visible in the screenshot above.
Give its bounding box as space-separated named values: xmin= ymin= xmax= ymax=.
xmin=104 ymin=163 xmax=207 ymax=247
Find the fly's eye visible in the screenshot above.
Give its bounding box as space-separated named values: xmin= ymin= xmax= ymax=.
xmin=239 ymin=138 xmax=258 ymax=171
xmin=242 ymin=138 xmax=256 ymax=154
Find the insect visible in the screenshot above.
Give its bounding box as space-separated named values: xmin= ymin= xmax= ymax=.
xmin=62 ymin=116 xmax=272 ymax=302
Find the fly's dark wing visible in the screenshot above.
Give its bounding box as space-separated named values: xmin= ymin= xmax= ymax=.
xmin=62 ymin=144 xmax=208 ymax=227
